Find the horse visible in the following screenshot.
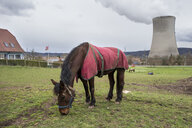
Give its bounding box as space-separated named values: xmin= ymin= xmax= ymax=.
xmin=51 ymin=42 xmax=128 ymax=115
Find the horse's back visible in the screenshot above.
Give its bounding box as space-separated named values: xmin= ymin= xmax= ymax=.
xmin=81 ymin=43 xmax=128 ymax=80
xmin=94 ymin=45 xmax=128 ymax=70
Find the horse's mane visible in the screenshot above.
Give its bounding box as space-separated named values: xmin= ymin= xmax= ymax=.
xmin=60 ymin=42 xmax=88 ymax=85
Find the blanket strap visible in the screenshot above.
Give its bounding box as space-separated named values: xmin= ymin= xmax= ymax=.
xmin=116 ymin=49 xmax=120 ymax=66
xmin=90 ymin=44 xmax=97 ymax=66
xmin=90 ymin=45 xmax=104 ymax=77
xmin=94 ymin=48 xmax=104 ymax=77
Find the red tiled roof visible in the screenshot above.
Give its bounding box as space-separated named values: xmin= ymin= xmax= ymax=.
xmin=0 ymin=28 xmax=24 ymax=53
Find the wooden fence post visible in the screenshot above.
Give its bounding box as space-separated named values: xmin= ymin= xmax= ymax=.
xmin=38 ymin=61 xmax=41 ymax=67
xmin=6 ymin=59 xmax=8 ymax=65
xmin=24 ymin=59 xmax=26 ymax=66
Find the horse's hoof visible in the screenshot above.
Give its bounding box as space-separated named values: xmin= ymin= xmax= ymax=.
xmin=85 ymin=101 xmax=90 ymax=104
xmin=106 ymin=97 xmax=112 ymax=101
xmin=88 ymin=105 xmax=95 ymax=109
xmin=115 ymin=101 xmax=120 ymax=104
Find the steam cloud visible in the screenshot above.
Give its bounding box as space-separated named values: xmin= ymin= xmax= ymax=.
xmin=95 ymin=0 xmax=192 ymax=43
xmin=95 ymin=0 xmax=169 ymax=24
xmin=0 ymin=0 xmax=34 ymax=16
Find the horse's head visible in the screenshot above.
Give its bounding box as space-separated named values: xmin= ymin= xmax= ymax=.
xmin=51 ymin=79 xmax=75 ymax=115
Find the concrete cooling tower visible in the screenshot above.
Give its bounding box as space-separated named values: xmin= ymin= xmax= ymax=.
xmin=149 ymin=16 xmax=179 ymax=58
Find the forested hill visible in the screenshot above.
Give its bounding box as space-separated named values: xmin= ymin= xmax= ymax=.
xmin=29 ymin=48 xmax=192 ymax=58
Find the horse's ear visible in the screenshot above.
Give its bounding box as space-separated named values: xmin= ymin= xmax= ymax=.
xmin=51 ymin=79 xmax=57 ymax=85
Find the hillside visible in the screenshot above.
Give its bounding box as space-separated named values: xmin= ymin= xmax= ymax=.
xmin=125 ymin=48 xmax=192 ymax=57
xmin=26 ymin=48 xmax=192 ymax=58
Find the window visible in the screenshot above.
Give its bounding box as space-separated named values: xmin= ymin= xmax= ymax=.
xmin=9 ymin=55 xmax=14 ymax=59
xmin=15 ymin=55 xmax=21 ymax=59
xmin=3 ymin=42 xmax=9 ymax=47
xmin=0 ymin=54 xmax=4 ymax=59
xmin=10 ymin=43 xmax=15 ymax=48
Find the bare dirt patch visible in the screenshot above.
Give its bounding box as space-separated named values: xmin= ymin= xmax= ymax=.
xmin=155 ymin=77 xmax=192 ymax=95
xmin=128 ymin=77 xmax=192 ymax=95
xmin=0 ymin=97 xmax=57 ymax=127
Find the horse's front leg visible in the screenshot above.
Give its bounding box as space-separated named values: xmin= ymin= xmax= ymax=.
xmin=80 ymin=78 xmax=90 ymax=104
xmin=88 ymin=77 xmax=96 ymax=108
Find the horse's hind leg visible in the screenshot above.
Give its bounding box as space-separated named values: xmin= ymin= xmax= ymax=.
xmin=88 ymin=77 xmax=96 ymax=108
xmin=80 ymin=78 xmax=90 ymax=104
xmin=106 ymin=70 xmax=115 ymax=101
xmin=116 ymin=69 xmax=125 ymax=103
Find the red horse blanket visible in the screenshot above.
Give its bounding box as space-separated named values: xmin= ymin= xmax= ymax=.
xmin=81 ymin=44 xmax=128 ymax=80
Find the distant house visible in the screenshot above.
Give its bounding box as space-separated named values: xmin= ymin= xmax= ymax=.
xmin=0 ymin=28 xmax=24 ymax=59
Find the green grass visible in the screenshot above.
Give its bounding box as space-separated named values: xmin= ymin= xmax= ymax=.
xmin=126 ymin=66 xmax=192 ymax=85
xmin=0 ymin=65 xmax=192 ymax=128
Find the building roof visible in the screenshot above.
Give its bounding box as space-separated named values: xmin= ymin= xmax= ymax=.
xmin=0 ymin=28 xmax=24 ymax=53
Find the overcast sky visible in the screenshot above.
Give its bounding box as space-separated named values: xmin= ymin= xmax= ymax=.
xmin=0 ymin=0 xmax=192 ymax=53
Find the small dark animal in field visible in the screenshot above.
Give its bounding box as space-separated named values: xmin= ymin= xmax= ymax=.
xmin=129 ymin=69 xmax=135 ymax=72
xmin=51 ymin=42 xmax=128 ymax=115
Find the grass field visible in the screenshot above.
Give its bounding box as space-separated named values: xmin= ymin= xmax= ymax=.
xmin=0 ymin=66 xmax=192 ymax=128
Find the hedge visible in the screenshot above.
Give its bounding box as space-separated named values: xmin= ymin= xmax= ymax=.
xmin=0 ymin=59 xmax=62 ymax=68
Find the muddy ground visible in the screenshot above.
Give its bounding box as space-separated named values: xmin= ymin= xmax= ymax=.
xmin=154 ymin=77 xmax=192 ymax=95
xmin=128 ymin=77 xmax=192 ymax=95
xmin=0 ymin=97 xmax=57 ymax=127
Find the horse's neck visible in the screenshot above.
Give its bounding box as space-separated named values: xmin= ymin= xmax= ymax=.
xmin=69 ymin=44 xmax=88 ymax=85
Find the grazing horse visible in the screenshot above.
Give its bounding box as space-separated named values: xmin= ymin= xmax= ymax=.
xmin=51 ymin=42 xmax=128 ymax=115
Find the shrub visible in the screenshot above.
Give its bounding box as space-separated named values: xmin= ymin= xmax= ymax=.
xmin=0 ymin=59 xmax=7 ymax=65
xmin=0 ymin=59 xmax=49 ymax=68
xmin=40 ymin=61 xmax=48 ymax=67
xmin=52 ymin=62 xmax=62 ymax=68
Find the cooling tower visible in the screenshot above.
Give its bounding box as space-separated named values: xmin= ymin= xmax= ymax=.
xmin=149 ymin=16 xmax=179 ymax=58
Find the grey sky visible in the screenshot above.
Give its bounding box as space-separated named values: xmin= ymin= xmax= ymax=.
xmin=0 ymin=0 xmax=34 ymax=16
xmin=0 ymin=0 xmax=192 ymax=53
